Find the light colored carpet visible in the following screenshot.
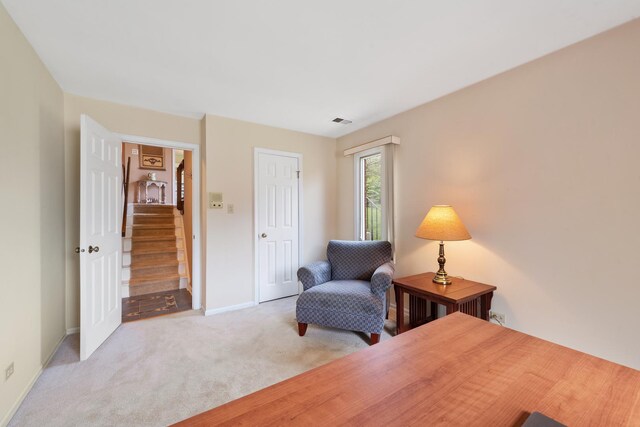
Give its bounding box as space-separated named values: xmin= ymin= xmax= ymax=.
xmin=9 ymin=296 xmax=395 ymax=426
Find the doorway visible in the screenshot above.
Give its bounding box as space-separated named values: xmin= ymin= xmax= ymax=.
xmin=254 ymin=148 xmax=302 ymax=303
xmin=78 ymin=115 xmax=202 ymax=360
xmin=118 ymin=134 xmax=202 ymax=312
xmin=121 ymin=144 xmax=194 ymax=322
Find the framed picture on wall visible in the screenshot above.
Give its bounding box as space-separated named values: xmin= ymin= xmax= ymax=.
xmin=139 ymin=144 xmax=165 ymax=170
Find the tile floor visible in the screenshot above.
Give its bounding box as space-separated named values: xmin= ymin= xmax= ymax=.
xmin=122 ymin=288 xmax=192 ymax=322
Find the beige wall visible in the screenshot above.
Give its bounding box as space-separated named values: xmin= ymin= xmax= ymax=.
xmin=64 ymin=94 xmax=202 ymax=328
xmin=0 ymin=4 xmax=65 ymax=424
xmin=337 ymin=19 xmax=640 ymax=369
xmin=204 ymin=115 xmax=336 ymax=310
xmin=122 ymin=142 xmax=174 ymax=204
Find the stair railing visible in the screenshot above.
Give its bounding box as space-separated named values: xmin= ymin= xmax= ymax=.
xmin=176 ymin=159 xmax=185 ymax=214
xmin=121 ymin=156 xmax=131 ymax=237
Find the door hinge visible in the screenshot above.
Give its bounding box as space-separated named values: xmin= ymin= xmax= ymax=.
xmin=296 ymin=170 xmax=300 ymax=179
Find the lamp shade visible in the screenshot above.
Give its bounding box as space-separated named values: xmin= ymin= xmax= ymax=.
xmin=415 ymin=205 xmax=471 ymax=241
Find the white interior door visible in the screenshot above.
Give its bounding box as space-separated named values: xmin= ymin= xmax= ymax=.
xmin=256 ymin=151 xmax=300 ymax=302
xmin=80 ymin=115 xmax=122 ymax=360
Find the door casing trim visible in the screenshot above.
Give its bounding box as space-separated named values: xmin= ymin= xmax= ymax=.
xmin=117 ymin=133 xmax=203 ymax=311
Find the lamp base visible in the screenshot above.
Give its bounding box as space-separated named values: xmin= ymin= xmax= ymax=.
xmin=432 ymin=241 xmax=452 ymax=285
xmin=432 ymin=271 xmax=452 ymax=285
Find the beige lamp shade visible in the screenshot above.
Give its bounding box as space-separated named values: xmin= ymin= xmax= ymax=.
xmin=415 ymin=205 xmax=471 ymax=241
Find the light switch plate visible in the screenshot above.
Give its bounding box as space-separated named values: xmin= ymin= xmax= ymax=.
xmin=209 ymin=192 xmax=223 ymax=209
xmin=131 ymin=148 xmax=139 ymax=155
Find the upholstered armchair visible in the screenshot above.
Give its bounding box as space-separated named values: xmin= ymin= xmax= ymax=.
xmin=296 ymin=240 xmax=394 ymax=345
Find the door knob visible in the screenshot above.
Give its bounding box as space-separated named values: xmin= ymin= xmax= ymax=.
xmin=261 ymin=233 xmax=267 ymax=238
xmin=88 ymin=245 xmax=100 ymax=254
xmin=74 ymin=247 xmax=85 ymax=253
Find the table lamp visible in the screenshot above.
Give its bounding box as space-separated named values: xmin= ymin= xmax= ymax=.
xmin=415 ymin=205 xmax=471 ymax=285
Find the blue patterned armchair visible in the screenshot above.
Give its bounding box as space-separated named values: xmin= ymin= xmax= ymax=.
xmin=296 ymin=240 xmax=394 ymax=345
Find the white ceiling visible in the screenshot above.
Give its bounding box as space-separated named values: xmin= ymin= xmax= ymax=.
xmin=3 ymin=1 xmax=640 ymax=138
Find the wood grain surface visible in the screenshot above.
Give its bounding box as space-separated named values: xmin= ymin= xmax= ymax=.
xmin=175 ymin=313 xmax=640 ymax=426
xmin=393 ymin=272 xmax=497 ymax=304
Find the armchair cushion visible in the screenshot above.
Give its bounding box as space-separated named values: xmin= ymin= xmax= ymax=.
xmin=296 ymin=280 xmax=385 ymax=333
xmin=327 ymin=240 xmax=393 ymax=281
xmin=297 ymin=260 xmax=331 ymax=290
xmin=298 ymin=280 xmax=384 ymax=315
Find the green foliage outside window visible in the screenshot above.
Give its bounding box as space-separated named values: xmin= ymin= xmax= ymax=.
xmin=363 ymin=154 xmax=382 ymax=240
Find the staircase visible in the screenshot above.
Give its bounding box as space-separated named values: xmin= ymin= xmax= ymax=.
xmin=122 ymin=204 xmax=190 ymax=297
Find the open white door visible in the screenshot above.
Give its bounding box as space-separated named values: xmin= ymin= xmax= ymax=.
xmin=80 ymin=115 xmax=122 ymax=360
xmin=256 ymin=150 xmax=300 ymax=302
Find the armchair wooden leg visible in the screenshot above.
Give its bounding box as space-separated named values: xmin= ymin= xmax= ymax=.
xmin=298 ymin=322 xmax=308 ymax=337
xmin=370 ymin=333 xmax=380 ymax=345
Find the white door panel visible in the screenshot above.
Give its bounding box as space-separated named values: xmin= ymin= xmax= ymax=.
xmin=257 ymin=152 xmax=299 ymax=302
xmin=80 ymin=115 xmax=122 ymax=360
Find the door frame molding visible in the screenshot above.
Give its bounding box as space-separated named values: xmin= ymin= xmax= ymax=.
xmin=118 ymin=133 xmax=203 ymax=311
xmin=253 ymin=148 xmax=303 ymax=304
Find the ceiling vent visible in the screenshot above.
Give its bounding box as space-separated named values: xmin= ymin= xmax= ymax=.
xmin=332 ymin=117 xmax=352 ymax=125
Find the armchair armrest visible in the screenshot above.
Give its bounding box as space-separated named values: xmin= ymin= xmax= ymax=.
xmin=370 ymin=262 xmax=395 ymax=297
xmin=297 ymin=260 xmax=331 ymax=291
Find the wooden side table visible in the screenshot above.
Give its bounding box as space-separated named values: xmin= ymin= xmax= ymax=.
xmin=393 ymin=272 xmax=496 ymax=335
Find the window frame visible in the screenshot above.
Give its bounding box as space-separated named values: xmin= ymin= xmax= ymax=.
xmin=353 ymin=146 xmax=388 ymax=241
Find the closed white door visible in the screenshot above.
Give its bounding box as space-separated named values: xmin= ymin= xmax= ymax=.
xmin=256 ymin=151 xmax=300 ymax=302
xmin=80 ymin=115 xmax=122 ymax=360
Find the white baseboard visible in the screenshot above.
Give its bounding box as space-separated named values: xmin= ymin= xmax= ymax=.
xmin=66 ymin=327 xmax=80 ymax=335
xmin=1 ymin=331 xmax=68 ymax=427
xmin=203 ymin=301 xmax=256 ymax=316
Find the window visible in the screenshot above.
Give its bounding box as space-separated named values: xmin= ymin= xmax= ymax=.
xmin=355 ymin=147 xmax=388 ymax=241
xmin=347 ymin=135 xmax=397 ymax=251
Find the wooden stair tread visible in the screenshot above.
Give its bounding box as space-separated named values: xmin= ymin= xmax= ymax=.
xmin=132 ymin=224 xmax=176 ymax=229
xmin=131 ymin=259 xmax=179 ymax=270
xmin=129 ymin=273 xmax=180 ymax=285
xmin=131 ymin=235 xmax=176 ymax=242
xmin=131 ymin=248 xmax=177 ymax=254
xmin=128 ymin=281 xmax=180 ymax=296
xmin=131 ymin=247 xmax=178 ymax=255
xmin=131 ymin=260 xmax=179 ymax=269
xmin=133 ymin=209 xmax=176 ymax=215
xmin=133 ymin=206 xmax=175 ymax=210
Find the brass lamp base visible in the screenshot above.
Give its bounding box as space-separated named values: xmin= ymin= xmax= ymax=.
xmin=432 ymin=241 xmax=453 ymax=285
xmin=432 ymin=270 xmax=452 ymax=285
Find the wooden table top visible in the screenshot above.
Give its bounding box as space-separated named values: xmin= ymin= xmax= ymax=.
xmin=176 ymin=313 xmax=640 ymax=426
xmin=393 ymin=272 xmax=497 ymax=303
